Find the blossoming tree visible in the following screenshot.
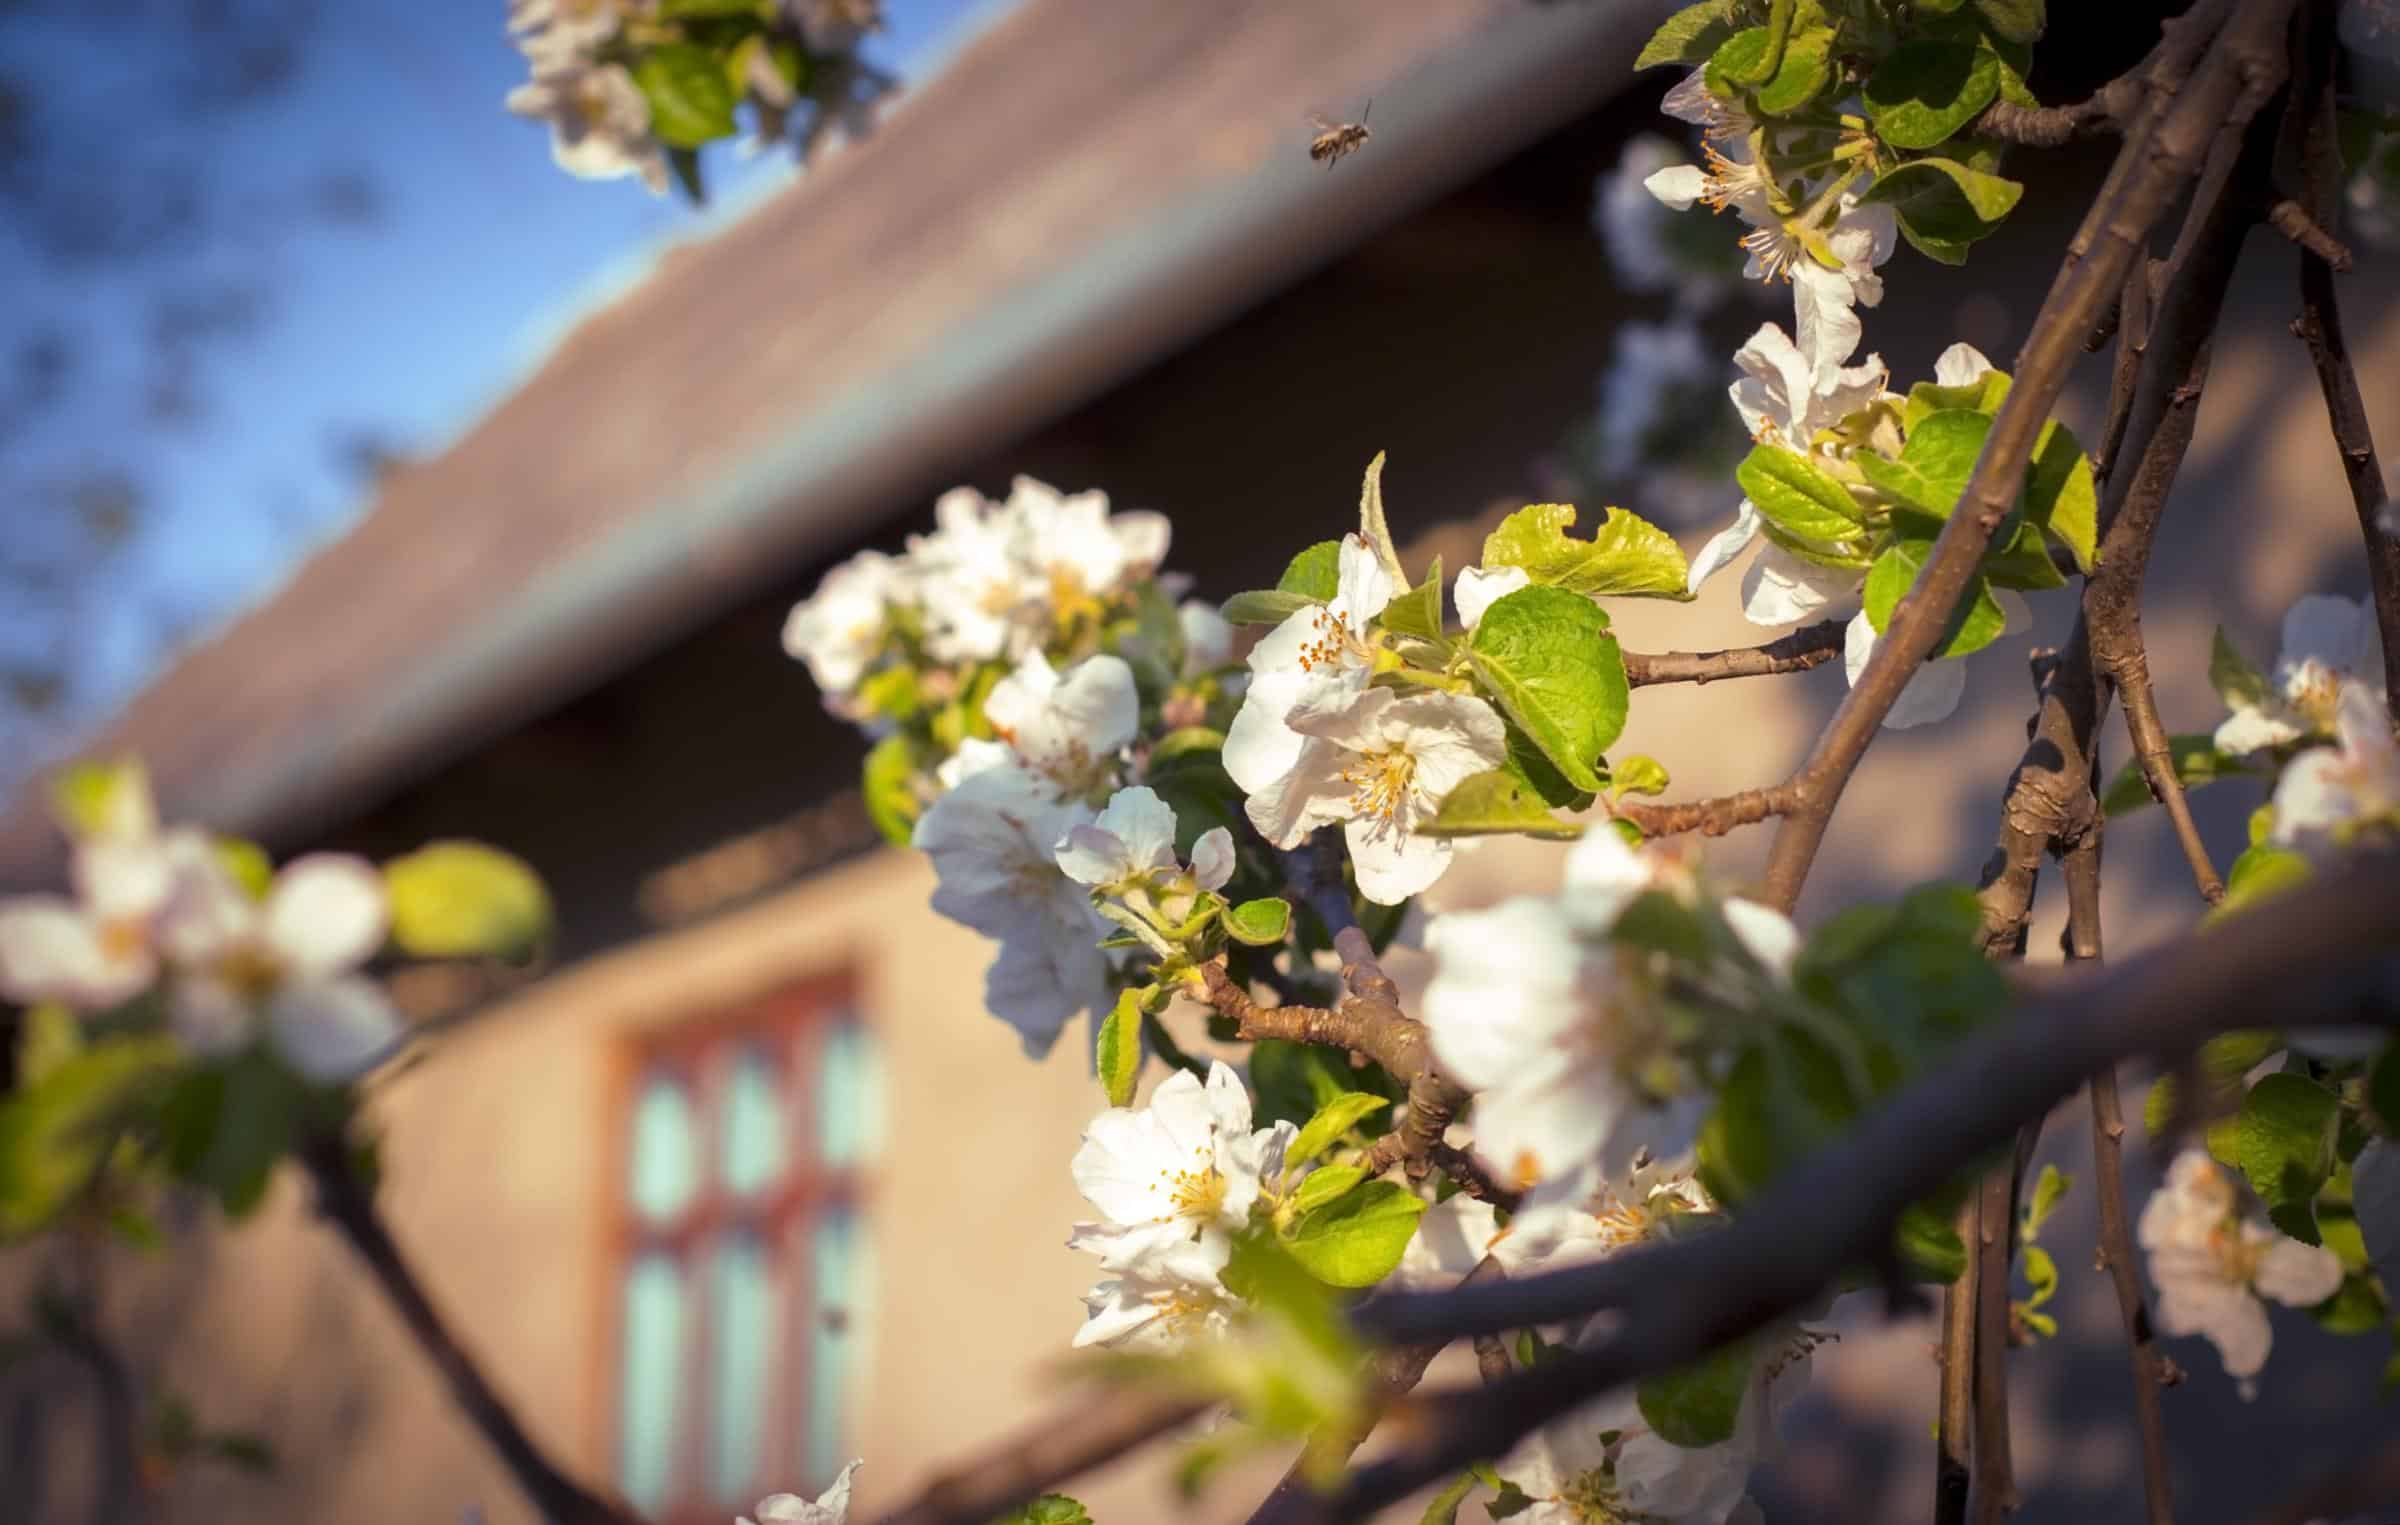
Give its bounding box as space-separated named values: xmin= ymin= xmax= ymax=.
xmin=7 ymin=2 xmax=2400 ymax=1524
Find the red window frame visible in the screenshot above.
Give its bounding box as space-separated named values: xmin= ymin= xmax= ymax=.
xmin=594 ymin=973 xmax=866 ymax=1525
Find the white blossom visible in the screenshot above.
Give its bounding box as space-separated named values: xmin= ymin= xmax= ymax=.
xmin=2138 ymin=1149 xmax=2344 ymax=1391
xmin=2270 ymin=680 xmax=2400 ymax=850
xmin=1839 ymin=595 xmax=2031 ymax=733
xmin=782 ymin=550 xmax=904 ymax=697
xmin=1455 ymin=564 xmax=1531 ymax=632
xmin=908 ymin=486 xmax=1039 ymax=663
xmin=505 ymin=61 xmax=668 ymax=194
xmin=0 ymin=827 xmax=213 ymax=1011
xmin=983 ymin=652 xmax=1138 ymax=798
xmin=912 ymin=763 xmax=1107 ymax=1056
xmin=161 ymin=854 xmax=402 ymax=1081
xmin=507 ymin=0 xmax=626 ymax=64
xmin=1069 ymin=1061 xmax=1291 ymax=1270
xmin=1243 ymin=687 xmax=1506 ymax=905
xmin=1394 ymin=1193 xmax=1504 ymax=1288
xmin=1223 ymin=534 xmax=1397 ymax=796
xmin=1006 ymin=477 xmax=1171 ymax=607
xmin=1597 ymin=136 xmax=1740 ymax=308
xmin=1073 ymin=1235 xmax=1235 ymax=1351
xmin=1645 ymin=113 xmax=1894 ymax=307
xmin=2217 ymin=594 xmax=2385 ymax=755
xmin=737 ymin=1459 xmax=861 ymax=1525
xmin=1178 ymin=600 xmax=1235 ymax=673
xmin=1055 ymin=785 xmax=1234 ymax=894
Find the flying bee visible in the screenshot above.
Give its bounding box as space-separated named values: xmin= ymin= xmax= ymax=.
xmin=1308 ymin=101 xmax=1372 ymax=168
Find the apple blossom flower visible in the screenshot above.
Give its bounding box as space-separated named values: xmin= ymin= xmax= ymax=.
xmin=1178 ymin=600 xmax=1235 ymax=674
xmin=1646 ymin=124 xmax=1894 ymax=308
xmin=1054 ymin=786 xmax=1235 ymax=894
xmin=1223 ymin=533 xmax=1398 ymax=796
xmin=2270 ymin=680 xmax=2400 ymax=850
xmin=1242 ymin=687 xmax=1507 ymax=905
xmin=2138 ymin=1149 xmax=2344 ymax=1392
xmin=1073 ymin=1234 xmax=1235 ymax=1351
xmin=505 ymin=61 xmax=668 ymax=194
xmin=1006 ymin=477 xmax=1171 ymax=607
xmin=912 ymin=763 xmax=1108 ymax=1055
xmin=907 ymin=486 xmax=1039 ymax=663
xmin=1393 ymin=1193 xmax=1504 ymax=1288
xmin=1069 ymin=1061 xmax=1292 ymax=1271
xmin=983 ymin=653 xmax=1138 ymax=799
xmin=738 ymin=1459 xmax=861 ymax=1525
xmin=1839 ymin=590 xmax=2031 ymax=732
xmin=161 ymin=854 xmax=403 ymax=1081
xmin=782 ymin=550 xmax=905 ymax=698
xmin=2216 ymin=594 xmax=2385 ymax=756
xmin=1455 ymin=564 xmax=1531 ymax=632
xmin=1597 ymin=137 xmax=1744 ymax=308
xmin=0 ymin=825 xmax=215 ymax=1011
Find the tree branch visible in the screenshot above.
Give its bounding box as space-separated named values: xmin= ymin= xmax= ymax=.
xmin=1935 ymin=1196 xmax=1978 ymax=1525
xmin=1612 ymin=783 xmax=1801 ymax=841
xmin=1621 ymin=621 xmax=1844 ymax=687
xmin=1757 ymin=0 xmax=2294 ymax=913
xmin=299 ymin=1136 xmax=643 ymax=1525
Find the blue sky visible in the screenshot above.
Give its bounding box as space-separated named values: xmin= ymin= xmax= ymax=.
xmin=0 ymin=0 xmax=1008 ymax=790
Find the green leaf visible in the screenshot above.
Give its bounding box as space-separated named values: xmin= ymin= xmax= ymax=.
xmin=1506 ymin=722 xmax=1597 ymax=811
xmin=1860 ymin=408 xmax=1990 ymax=520
xmin=1862 ymin=156 xmax=2025 ymax=244
xmin=1612 ymin=754 xmax=1670 ymax=799
xmin=1636 ymin=1338 xmax=1753 ymax=1447
xmin=1420 ymin=766 xmax=1585 ymax=841
xmin=1284 ymin=1180 xmax=1427 ymax=1286
xmin=1097 ymin=989 xmax=1144 ymax=1108
xmin=1419 ymin=1471 xmax=1482 ymax=1525
xmin=1222 ymin=590 xmax=1317 ymax=626
xmin=1864 ymin=41 xmax=2000 ymax=150
xmin=1466 ymin=587 xmax=1627 ymax=795
xmin=2216 ymin=844 xmax=2311 ymax=920
xmin=1903 ymin=373 xmax=2011 ymax=434
xmin=1357 ymin=452 xmax=1408 ymax=588
xmin=382 ymin=842 xmax=552 ymax=961
xmin=1980 ymin=516 xmax=2069 ymax=591
xmin=17 ymin=1003 xmax=83 ymax=1088
xmin=1973 ymin=0 xmax=2045 ymax=43
xmin=2311 ymin=1272 xmax=2387 ymax=1334
xmin=48 ymin=758 xmax=153 ymax=840
xmin=1250 ymin=1041 xmax=1403 ymax=1131
xmin=633 ymin=43 xmax=741 ymax=149
xmin=1225 ymin=898 xmax=1293 ymax=947
xmin=1278 ymin=541 xmax=1344 ymax=602
xmin=1289 ymin=1163 xmax=1369 ymax=1215
xmin=2021 ymin=1243 xmax=2059 ymax=1309
xmin=1896 ymin=1200 xmax=1969 ymax=1282
xmin=2209 ymin=626 xmax=2274 ymax=712
xmin=1707 ymin=27 xmax=1777 ymax=91
xmin=2101 ymin=736 xmax=2263 ymax=816
xmin=1479 ymin=503 xmax=1691 ymax=599
xmin=209 ymin=836 xmax=275 ymax=900
xmin=862 ymin=733 xmax=920 ymax=846
xmin=0 ymin=1036 xmax=180 ymax=1236
xmin=1290 ymin=1093 xmax=1393 ymax=1166
xmin=157 ymin=1051 xmax=310 ymax=1219
xmin=1755 ymin=23 xmax=1835 ymax=115
xmin=989 ymin=1495 xmax=1095 ymax=1525
xmin=1379 ymin=557 xmax=1446 ymax=641
xmin=1862 ymin=539 xmax=2006 ymax=659
xmin=1636 ymin=0 xmax=1740 ymax=69
xmin=2022 ymin=1163 xmax=2072 ymax=1242
xmin=1487 ymin=1478 xmax=1537 ymax=1518
xmin=2023 ymin=420 xmax=2098 ymax=571
xmin=2236 ymin=1073 xmax=2342 ymax=1241
xmin=1736 ymin=444 xmax=1866 ymax=544
xmin=661 ymin=0 xmax=768 ymax=14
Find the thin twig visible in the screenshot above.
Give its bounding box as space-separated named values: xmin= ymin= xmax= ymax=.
xmin=1970 ymin=1159 xmax=2020 ymax=1524
xmin=300 ymin=1135 xmax=643 ymax=1525
xmin=1621 ymin=621 xmax=1844 ymax=687
xmin=881 ymin=1390 xmax=1212 ymax=1525
xmin=1613 ymin=783 xmax=1801 ymax=841
xmin=2266 ymin=196 xmax=2352 ymax=267
xmin=1936 ymin=1196 xmax=1979 ymax=1525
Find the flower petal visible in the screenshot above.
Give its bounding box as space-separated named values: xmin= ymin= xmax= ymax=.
xmin=1845 ymin=613 xmax=1967 ymax=730
xmin=1189 ymin=828 xmax=1236 ymax=891
xmin=1741 ymin=547 xmax=1860 ymax=627
xmin=0 ymin=898 xmax=149 ymax=1008
xmin=1685 ymin=502 xmax=1762 ymax=596
xmin=2252 ymin=1235 xmax=2345 ymax=1309
xmin=1934 ymin=342 xmax=1996 ymax=388
xmin=1643 ymin=163 xmax=1709 ymax=211
xmin=1346 ymin=815 xmax=1453 ymax=905
xmin=265 ymin=855 xmax=389 ymax=979
xmin=1455 ymin=565 xmax=1531 ymax=631
xmin=269 ymin=974 xmax=402 ymax=1083
xmin=1091 ymin=786 xmax=1179 ymax=876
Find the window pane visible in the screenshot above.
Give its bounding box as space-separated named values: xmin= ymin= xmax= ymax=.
xmin=805 ymin=1207 xmax=872 ymax=1485
xmin=708 ymin=1233 xmax=775 ymax=1504
xmin=617 ymin=1254 xmax=684 ymax=1513
xmin=816 ymin=1024 xmax=884 ymax=1168
xmin=627 ymin=1073 xmax=698 ymax=1221
xmin=720 ymin=1047 xmax=786 ymax=1197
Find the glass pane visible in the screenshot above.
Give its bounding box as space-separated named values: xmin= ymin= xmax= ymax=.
xmin=617 ymin=1254 xmax=684 ymax=1513
xmin=816 ymin=1024 xmax=884 ymax=1168
xmin=627 ymin=1072 xmax=698 ymax=1222
xmin=806 ymin=1207 xmax=873 ymax=1485
xmin=707 ymin=1233 xmax=775 ymax=1504
xmin=720 ymin=1047 xmax=787 ymax=1197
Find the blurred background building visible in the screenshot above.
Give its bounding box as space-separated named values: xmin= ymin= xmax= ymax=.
xmin=2 ymin=1 xmax=2398 ymax=1522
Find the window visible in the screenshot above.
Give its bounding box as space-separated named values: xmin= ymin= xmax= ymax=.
xmin=606 ymin=978 xmax=881 ymax=1523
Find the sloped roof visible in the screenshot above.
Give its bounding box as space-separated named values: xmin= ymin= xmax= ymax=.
xmin=0 ymin=0 xmax=1672 ymax=885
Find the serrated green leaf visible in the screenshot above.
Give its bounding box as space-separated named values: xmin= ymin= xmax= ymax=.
xmin=0 ymin=1035 xmax=180 ymax=1236
xmin=2101 ymin=736 xmax=2264 ymax=816
xmin=990 ymin=1495 xmax=1095 ymax=1525
xmin=863 ymin=733 xmax=920 ymax=846
xmin=1419 ymin=1471 xmax=1482 ymax=1525
xmin=1222 ymin=590 xmax=1317 ymax=626
xmin=1896 ymin=1200 xmax=1969 ymax=1282
xmin=1755 ymin=23 xmax=1835 ymax=114
xmin=1974 ymin=0 xmax=2044 ymax=43
xmin=1279 ymin=541 xmax=1343 ymax=602
xmin=1862 ymin=156 xmax=2024 ymax=244
xmin=1636 ymin=0 xmax=1740 ymax=69
xmin=1708 ymin=27 xmax=1777 ymax=91
xmin=1862 ymin=539 xmax=2006 ymax=659
xmin=1225 ymin=898 xmax=1293 ymax=947
xmin=1903 ymin=372 xmax=2011 ymax=434
xmin=1097 ymin=989 xmax=1143 ymax=1107
xmin=1864 ymin=41 xmax=2000 ymax=150
xmin=1289 ymin=1162 xmax=1369 ymax=1215
xmin=2023 ymin=420 xmax=2098 ymax=571
xmin=1736 ymin=444 xmax=1866 ymax=544
xmin=1466 ymin=587 xmax=1626 ymax=795
xmin=1284 ymin=1180 xmax=1426 ymax=1286
xmin=1480 ymin=503 xmax=1691 ymax=600
xmin=1289 ymin=1092 xmax=1392 ymax=1166
xmin=1636 ymin=1338 xmax=1753 ymax=1447
xmin=1421 ymin=766 xmax=1586 ymax=841
xmin=1860 ymin=408 xmax=1990 ymax=520
xmin=1380 ymin=557 xmax=1446 ymax=641
xmin=2210 ymin=627 xmax=2274 ymax=712
xmin=157 ymin=1050 xmax=309 ymax=1219
xmin=2237 ymin=1073 xmax=2341 ymax=1241
xmin=383 ymin=842 xmax=551 ymax=961
xmin=1612 ymin=754 xmax=1670 ymax=798
xmin=1488 ymin=1479 xmax=1537 ymax=1518
xmin=633 ymin=43 xmax=740 ymax=149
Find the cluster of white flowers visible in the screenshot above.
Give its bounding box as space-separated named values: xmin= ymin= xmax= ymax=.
xmin=504 ymin=0 xmax=671 ymax=194
xmin=1225 ymin=534 xmax=1509 ymax=904
xmin=1421 ymin=829 xmax=1798 ymax=1203
xmin=2210 ymin=593 xmax=2400 ymax=851
xmin=0 ymin=773 xmax=400 ymax=1082
xmin=2138 ymin=1150 xmax=2344 ymax=1397
xmin=1066 ymin=1062 xmax=1295 ymax=1351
